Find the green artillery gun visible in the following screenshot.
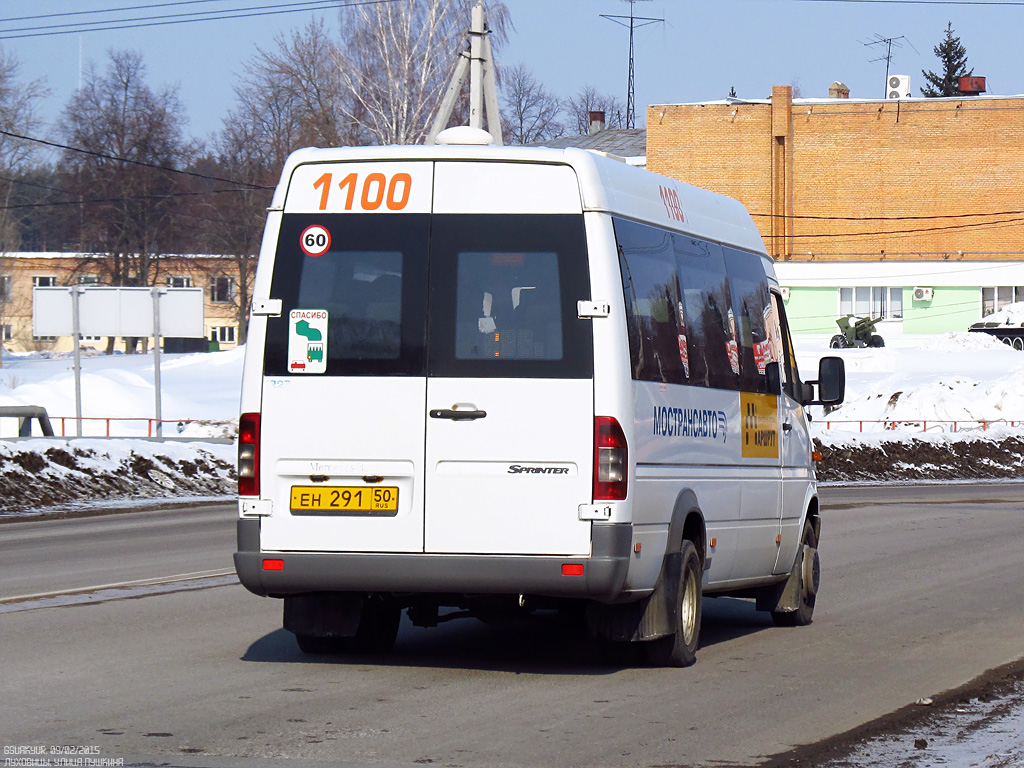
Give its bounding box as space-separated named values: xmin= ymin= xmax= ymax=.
xmin=829 ymin=314 xmax=885 ymax=349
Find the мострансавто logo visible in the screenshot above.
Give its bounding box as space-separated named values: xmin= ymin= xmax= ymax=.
xmin=653 ymin=406 xmax=728 ymax=444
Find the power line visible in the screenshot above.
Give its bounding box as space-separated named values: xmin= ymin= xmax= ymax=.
xmin=0 ymin=0 xmax=234 ymax=25
xmin=0 ymin=187 xmax=261 ymax=212
xmin=782 ymin=215 xmax=1024 ymax=239
xmin=751 ymin=209 xmax=1024 ymax=222
xmin=0 ymin=129 xmax=271 ymax=190
xmin=784 ymin=0 xmax=1024 ymax=5
xmin=0 ymin=0 xmax=340 ymax=35
xmin=0 ymin=0 xmax=394 ymax=40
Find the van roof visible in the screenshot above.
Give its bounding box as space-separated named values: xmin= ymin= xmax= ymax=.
xmin=273 ymin=145 xmax=768 ymax=256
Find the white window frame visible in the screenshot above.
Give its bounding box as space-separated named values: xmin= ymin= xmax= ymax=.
xmin=32 ymin=276 xmax=57 ymax=287
xmin=839 ymin=286 xmax=903 ymax=320
xmin=210 ymin=326 xmax=236 ymax=343
xmin=210 ymin=276 xmax=234 ymax=304
xmin=981 ymin=286 xmax=1024 ymax=317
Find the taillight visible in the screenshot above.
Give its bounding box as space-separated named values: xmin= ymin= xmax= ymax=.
xmin=238 ymin=412 xmax=260 ymax=496
xmin=594 ymin=416 xmax=627 ymax=500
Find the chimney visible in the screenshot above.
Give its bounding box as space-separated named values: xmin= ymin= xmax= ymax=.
xmin=828 ymin=81 xmax=850 ymax=99
xmin=588 ymin=110 xmax=606 ymax=135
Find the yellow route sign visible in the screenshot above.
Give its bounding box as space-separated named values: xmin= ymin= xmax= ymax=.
xmin=741 ymin=393 xmax=779 ymax=459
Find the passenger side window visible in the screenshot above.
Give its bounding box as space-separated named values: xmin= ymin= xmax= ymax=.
xmin=615 ymin=219 xmax=687 ymax=384
xmin=672 ymin=235 xmax=738 ymax=391
xmin=768 ymin=292 xmax=801 ymax=399
xmin=616 ymin=217 xmax=772 ymax=394
xmin=723 ymin=248 xmax=772 ymax=393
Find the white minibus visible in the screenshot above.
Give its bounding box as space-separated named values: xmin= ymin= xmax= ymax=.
xmin=234 ymin=130 xmax=845 ymax=666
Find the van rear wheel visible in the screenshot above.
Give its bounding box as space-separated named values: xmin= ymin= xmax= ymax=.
xmin=645 ymin=540 xmax=702 ymax=667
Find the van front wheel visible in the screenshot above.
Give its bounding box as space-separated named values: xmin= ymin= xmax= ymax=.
xmin=645 ymin=541 xmax=702 ymax=667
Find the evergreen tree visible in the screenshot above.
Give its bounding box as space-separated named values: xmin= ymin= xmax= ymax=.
xmin=920 ymin=22 xmax=972 ymax=97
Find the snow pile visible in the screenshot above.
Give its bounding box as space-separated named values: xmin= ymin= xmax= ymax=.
xmin=801 ymin=332 xmax=1024 ymax=432
xmin=976 ymin=301 xmax=1024 ymax=326
xmin=797 ymin=332 xmax=1024 ymax=481
xmin=0 ymin=346 xmax=244 ymax=438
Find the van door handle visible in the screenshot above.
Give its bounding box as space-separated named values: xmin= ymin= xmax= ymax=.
xmin=782 ymin=421 xmax=794 ymax=432
xmin=429 ymin=408 xmax=487 ymax=421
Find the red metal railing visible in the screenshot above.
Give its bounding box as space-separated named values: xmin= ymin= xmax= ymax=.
xmin=55 ymin=417 xmax=184 ymax=437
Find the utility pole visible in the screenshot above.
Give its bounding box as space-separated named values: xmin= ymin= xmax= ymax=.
xmin=427 ymin=0 xmax=502 ymax=144
xmin=601 ymin=0 xmax=663 ymax=129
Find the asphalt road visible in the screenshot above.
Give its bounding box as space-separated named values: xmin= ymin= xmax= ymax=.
xmin=3 ymin=484 xmax=1024 ymax=768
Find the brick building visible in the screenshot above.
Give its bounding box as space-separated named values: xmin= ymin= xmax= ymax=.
xmin=0 ymin=253 xmax=245 ymax=353
xmin=647 ymin=85 xmax=1024 ymax=336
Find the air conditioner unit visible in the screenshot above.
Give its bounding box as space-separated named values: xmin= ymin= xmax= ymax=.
xmin=780 ymin=286 xmax=791 ymax=301
xmin=913 ymin=286 xmax=933 ymax=302
xmin=887 ymin=75 xmax=911 ymax=100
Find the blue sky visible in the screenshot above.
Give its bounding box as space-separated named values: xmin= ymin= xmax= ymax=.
xmin=2 ymin=0 xmax=1022 ymax=146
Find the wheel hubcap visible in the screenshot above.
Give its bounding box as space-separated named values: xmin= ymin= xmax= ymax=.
xmin=680 ymin=569 xmax=698 ymax=644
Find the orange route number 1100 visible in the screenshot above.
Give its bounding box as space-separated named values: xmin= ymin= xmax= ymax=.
xmin=312 ymin=171 xmax=412 ymax=212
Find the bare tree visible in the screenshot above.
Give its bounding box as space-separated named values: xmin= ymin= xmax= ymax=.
xmin=239 ymin=19 xmax=368 ymax=154
xmin=60 ymin=50 xmax=194 ymax=353
xmin=0 ymin=48 xmax=48 ymax=367
xmin=194 ymin=125 xmax=275 ymax=344
xmin=337 ymin=0 xmax=510 ymax=145
xmin=500 ymin=64 xmax=564 ymax=145
xmin=566 ymin=86 xmax=626 ymax=134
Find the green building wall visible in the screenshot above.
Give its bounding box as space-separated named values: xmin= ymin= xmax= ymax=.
xmin=783 ymin=286 xmax=982 ymax=335
xmin=783 ymin=287 xmax=837 ymax=334
xmin=901 ymin=287 xmax=980 ymax=334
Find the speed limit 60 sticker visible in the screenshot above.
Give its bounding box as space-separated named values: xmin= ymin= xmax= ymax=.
xmin=300 ymin=225 xmax=331 ymax=257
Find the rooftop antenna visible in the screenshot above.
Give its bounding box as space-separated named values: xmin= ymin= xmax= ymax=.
xmin=863 ymin=34 xmax=919 ymax=97
xmin=601 ymin=0 xmax=663 ymax=129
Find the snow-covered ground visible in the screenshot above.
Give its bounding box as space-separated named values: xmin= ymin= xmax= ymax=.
xmin=0 ymin=345 xmax=244 ymax=439
xmin=0 ymin=347 xmax=243 ymax=518
xmin=4 ymin=333 xmax=1022 ymax=441
xmin=0 ymin=331 xmax=1022 ymax=518
xmin=797 ymin=331 xmax=1024 ymax=433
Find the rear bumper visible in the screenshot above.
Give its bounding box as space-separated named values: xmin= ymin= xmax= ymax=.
xmin=233 ymin=518 xmax=632 ymax=602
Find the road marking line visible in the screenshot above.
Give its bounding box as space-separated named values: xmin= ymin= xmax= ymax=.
xmin=0 ymin=568 xmax=237 ymax=604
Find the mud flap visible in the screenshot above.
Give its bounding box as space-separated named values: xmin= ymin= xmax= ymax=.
xmin=757 ymin=544 xmax=816 ymax=614
xmin=587 ymin=552 xmax=681 ymax=642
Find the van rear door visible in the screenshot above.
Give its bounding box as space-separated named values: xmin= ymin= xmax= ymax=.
xmin=423 ymin=162 xmax=595 ymax=556
xmin=259 ymin=162 xmax=432 ymax=553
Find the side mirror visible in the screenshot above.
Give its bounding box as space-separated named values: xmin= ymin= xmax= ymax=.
xmin=806 ymin=356 xmax=845 ymax=406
